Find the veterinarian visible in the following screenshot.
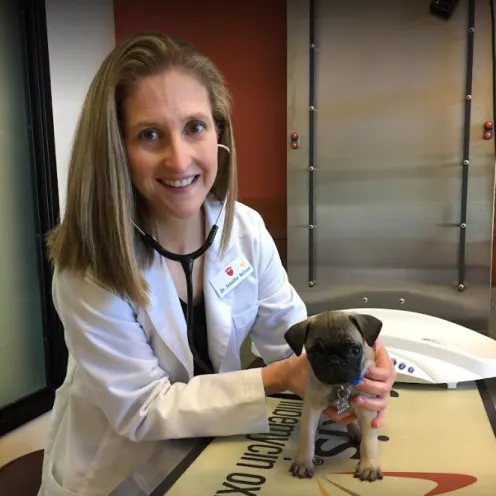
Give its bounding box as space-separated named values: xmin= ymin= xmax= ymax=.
xmin=38 ymin=33 xmax=396 ymax=496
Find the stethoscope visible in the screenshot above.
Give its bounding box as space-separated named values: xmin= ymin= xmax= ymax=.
xmin=132 ymin=143 xmax=230 ymax=374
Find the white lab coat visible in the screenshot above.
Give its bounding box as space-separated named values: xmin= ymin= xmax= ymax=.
xmin=37 ymin=198 xmax=307 ymax=496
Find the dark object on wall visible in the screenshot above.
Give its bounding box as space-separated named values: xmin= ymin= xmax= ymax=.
xmin=290 ymin=131 xmax=300 ymax=149
xmin=457 ymin=0 xmax=475 ymax=292
xmin=484 ymin=119 xmax=494 ymax=139
xmin=430 ymin=0 xmax=460 ymax=19
xmin=0 ymin=450 xmax=43 ymax=495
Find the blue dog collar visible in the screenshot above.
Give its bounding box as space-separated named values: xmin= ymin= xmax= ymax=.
xmin=351 ymin=369 xmax=365 ymax=386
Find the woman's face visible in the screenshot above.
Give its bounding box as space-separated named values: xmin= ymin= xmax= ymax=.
xmin=123 ymin=69 xmax=219 ymax=221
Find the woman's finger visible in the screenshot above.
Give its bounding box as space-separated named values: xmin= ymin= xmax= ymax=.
xmin=374 ymin=345 xmax=388 ymax=363
xmin=371 ymin=408 xmax=385 ymax=429
xmin=352 ymin=392 xmax=390 ymax=412
xmin=323 ymin=407 xmax=356 ymax=425
xmin=364 ymin=365 xmax=391 ymax=383
xmin=354 ymin=377 xmax=390 ymax=396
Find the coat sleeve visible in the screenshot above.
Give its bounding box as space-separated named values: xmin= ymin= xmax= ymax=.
xmin=52 ymin=268 xmax=270 ymax=442
xmin=248 ymin=211 xmax=308 ymax=364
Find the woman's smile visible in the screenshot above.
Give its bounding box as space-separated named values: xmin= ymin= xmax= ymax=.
xmin=123 ymin=69 xmax=218 ymax=220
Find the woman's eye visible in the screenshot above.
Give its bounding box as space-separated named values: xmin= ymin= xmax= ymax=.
xmin=186 ymin=121 xmax=206 ymax=135
xmin=141 ymin=129 xmax=159 ymax=141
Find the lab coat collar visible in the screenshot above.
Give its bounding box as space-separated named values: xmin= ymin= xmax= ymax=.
xmin=203 ymin=196 xmax=239 ymax=372
xmin=141 ymin=196 xmax=239 ymax=378
xmin=202 ymin=194 xmax=236 ymax=258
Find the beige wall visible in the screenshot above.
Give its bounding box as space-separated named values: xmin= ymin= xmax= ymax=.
xmin=44 ymin=0 xmax=115 ymax=215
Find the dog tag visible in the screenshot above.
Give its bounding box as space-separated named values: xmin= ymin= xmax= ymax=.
xmin=336 ymin=386 xmax=352 ymax=416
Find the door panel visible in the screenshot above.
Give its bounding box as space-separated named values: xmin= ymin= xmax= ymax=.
xmin=287 ymin=0 xmax=495 ymax=332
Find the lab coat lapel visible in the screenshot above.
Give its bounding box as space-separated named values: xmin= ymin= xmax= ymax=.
xmin=203 ymin=199 xmax=237 ymax=372
xmin=142 ymin=255 xmax=194 ymax=377
xmin=139 ymin=197 xmax=237 ymax=378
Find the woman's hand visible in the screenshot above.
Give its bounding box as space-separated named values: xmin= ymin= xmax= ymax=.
xmin=321 ymin=339 xmax=396 ymax=427
xmin=266 ymin=339 xmax=396 ymax=428
xmin=277 ymin=352 xmax=308 ymax=399
xmin=351 ymin=338 xmax=396 ymax=428
xmin=278 ymin=354 xmax=358 ymax=426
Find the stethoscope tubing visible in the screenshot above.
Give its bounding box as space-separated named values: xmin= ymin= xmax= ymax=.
xmin=133 ymin=200 xmax=226 ymax=375
xmin=137 ymin=226 xmax=218 ymax=374
xmin=132 ymin=144 xmax=230 ymax=375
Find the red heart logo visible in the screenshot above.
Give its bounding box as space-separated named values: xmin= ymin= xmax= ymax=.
xmin=225 ymin=266 xmax=234 ymax=276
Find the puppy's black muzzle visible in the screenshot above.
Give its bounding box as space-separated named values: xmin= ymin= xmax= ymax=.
xmin=307 ymin=343 xmax=363 ymax=385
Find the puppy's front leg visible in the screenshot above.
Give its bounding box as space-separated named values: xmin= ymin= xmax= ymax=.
xmin=290 ymin=397 xmax=322 ymax=478
xmin=353 ymin=407 xmax=383 ymax=482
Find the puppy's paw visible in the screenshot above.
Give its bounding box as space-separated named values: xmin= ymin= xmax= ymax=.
xmin=354 ymin=459 xmax=383 ymax=482
xmin=289 ymin=459 xmax=314 ymax=478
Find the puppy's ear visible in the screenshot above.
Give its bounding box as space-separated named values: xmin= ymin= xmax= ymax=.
xmin=350 ymin=313 xmax=383 ymax=347
xmin=284 ymin=319 xmax=310 ymax=356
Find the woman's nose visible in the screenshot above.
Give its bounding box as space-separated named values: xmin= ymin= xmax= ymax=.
xmin=162 ymin=136 xmax=191 ymax=173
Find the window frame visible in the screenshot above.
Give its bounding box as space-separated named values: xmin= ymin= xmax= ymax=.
xmin=0 ymin=0 xmax=67 ymax=436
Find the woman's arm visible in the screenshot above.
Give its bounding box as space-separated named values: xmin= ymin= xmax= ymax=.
xmin=246 ymin=211 xmax=308 ymax=364
xmin=54 ymin=268 xmax=291 ymax=443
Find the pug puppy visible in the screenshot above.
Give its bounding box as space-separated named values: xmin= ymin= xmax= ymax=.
xmin=284 ymin=310 xmax=383 ymax=482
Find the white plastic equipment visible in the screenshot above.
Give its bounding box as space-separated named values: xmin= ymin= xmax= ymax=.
xmin=346 ymin=308 xmax=496 ymax=389
xmin=250 ymin=307 xmax=496 ymax=389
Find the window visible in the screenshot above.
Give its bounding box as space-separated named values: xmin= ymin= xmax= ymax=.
xmin=0 ymin=0 xmax=66 ymax=435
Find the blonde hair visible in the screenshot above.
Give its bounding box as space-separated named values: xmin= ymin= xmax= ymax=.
xmin=46 ymin=32 xmax=238 ymax=307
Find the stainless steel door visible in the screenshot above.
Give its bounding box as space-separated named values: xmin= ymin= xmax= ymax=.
xmin=287 ymin=0 xmax=495 ymax=332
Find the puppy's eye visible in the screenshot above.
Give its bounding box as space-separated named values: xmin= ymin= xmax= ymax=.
xmin=350 ymin=345 xmax=361 ymax=356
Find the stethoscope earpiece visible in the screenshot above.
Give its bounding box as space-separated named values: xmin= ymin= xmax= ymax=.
xmin=218 ymin=143 xmax=230 ymax=153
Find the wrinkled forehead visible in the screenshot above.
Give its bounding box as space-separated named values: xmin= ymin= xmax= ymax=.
xmin=122 ymin=69 xmax=213 ymax=130
xmin=309 ymin=312 xmax=362 ymax=342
